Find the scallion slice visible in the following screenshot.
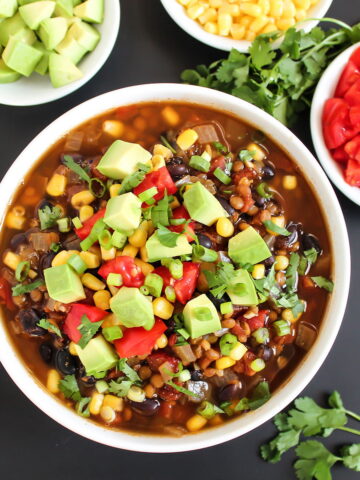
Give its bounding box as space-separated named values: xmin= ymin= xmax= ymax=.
xmin=15 ymin=261 xmax=30 ymax=282
xmin=138 ymin=187 xmax=158 ymax=203
xmin=273 ymin=320 xmax=291 ymax=337
xmin=67 ymin=254 xmax=87 ymax=275
xmin=89 ymin=178 xmax=106 ymax=198
xmin=98 ymin=229 xmax=112 ymax=250
xmin=144 ymin=273 xmax=163 ymax=298
xmin=72 ymin=217 xmax=83 ymax=229
xmin=80 ymin=219 xmax=106 ymax=251
xmin=219 ymin=333 xmax=238 ymax=355
xmin=57 ymin=217 xmax=71 ymax=233
xmin=103 ymin=326 xmax=123 ymax=342
xmin=220 ymin=302 xmax=233 ymax=315
xmin=192 ymin=245 xmax=218 ymax=262
xmin=256 ymin=182 xmax=273 ymax=199
xmin=189 ymin=155 xmax=210 ymax=172
xmin=197 ymin=401 xmax=216 ymax=419
xmin=213 ymin=167 xmax=231 ymax=185
xmin=107 ymin=273 xmax=122 ymax=287
xmin=165 ymin=285 xmax=176 ymax=303
xmin=140 ymin=285 xmax=150 ymax=296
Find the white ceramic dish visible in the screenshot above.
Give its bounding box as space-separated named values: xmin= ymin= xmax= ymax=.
xmin=0 ymin=0 xmax=120 ymax=107
xmin=0 ymin=84 xmax=350 ymax=452
xmin=311 ymin=42 xmax=360 ymax=206
xmin=160 ymin=0 xmax=334 ymax=52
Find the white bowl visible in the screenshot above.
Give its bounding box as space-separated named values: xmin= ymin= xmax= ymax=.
xmin=0 ymin=84 xmax=350 ymax=452
xmin=160 ymin=0 xmax=333 ymax=52
xmin=311 ymin=42 xmax=360 ymax=206
xmin=0 ymin=0 xmax=120 ymax=107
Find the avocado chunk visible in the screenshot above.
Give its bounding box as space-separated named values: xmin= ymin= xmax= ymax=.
xmin=2 ymin=36 xmax=42 ymax=76
xmin=0 ymin=13 xmax=27 ymax=46
xmin=72 ymin=0 xmax=82 ymax=5
xmin=145 ymin=232 xmax=192 ymax=263
xmin=97 ymin=140 xmax=152 ymax=180
xmin=55 ymin=0 xmax=73 ymax=17
xmin=12 ymin=26 xmax=37 ymax=45
xmin=48 ymin=52 xmax=83 ymax=87
xmin=226 ymin=268 xmax=259 ymax=306
xmin=19 ymin=1 xmax=55 ymax=30
xmin=0 ymin=0 xmax=17 ymax=19
xmin=33 ymin=40 xmax=51 ymax=74
xmin=0 ymin=58 xmax=21 ymax=83
xmin=55 ymin=31 xmax=87 ymax=64
xmin=228 ymin=226 xmax=271 ymax=265
xmin=68 ymin=20 xmax=99 ymax=51
xmin=74 ymin=335 xmax=118 ymax=376
xmin=44 ymin=264 xmax=86 ymax=303
xmin=110 ymin=287 xmax=155 ymax=331
xmin=183 ymin=294 xmax=221 ymax=339
xmin=74 ymin=0 xmax=104 ymax=24
xmin=183 ymin=182 xmax=228 ymax=226
xmin=38 ymin=16 xmax=68 ymax=50
xmin=103 ymin=192 xmax=142 ymax=234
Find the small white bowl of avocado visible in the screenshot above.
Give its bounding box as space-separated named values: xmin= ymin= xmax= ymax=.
xmin=0 ymin=0 xmax=120 ymax=106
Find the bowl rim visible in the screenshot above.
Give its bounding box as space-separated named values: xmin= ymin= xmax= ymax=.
xmin=0 ymin=0 xmax=120 ymax=107
xmin=160 ymin=0 xmax=334 ymax=52
xmin=311 ymin=41 xmax=360 ymax=206
xmin=0 ymin=83 xmax=350 ymax=452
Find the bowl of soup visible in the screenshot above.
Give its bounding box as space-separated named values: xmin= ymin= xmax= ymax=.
xmin=0 ymin=84 xmax=350 ymax=452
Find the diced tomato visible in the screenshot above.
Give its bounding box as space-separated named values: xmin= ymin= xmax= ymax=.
xmin=331 ymin=146 xmax=348 ymax=163
xmin=168 ymin=205 xmax=196 ymax=242
xmin=243 ymin=310 xmax=268 ymax=332
xmin=63 ymin=303 xmax=108 ymax=343
xmin=98 ymin=256 xmax=144 ymax=288
xmin=349 ymin=106 xmax=360 ymax=128
xmin=133 ymin=166 xmax=177 ymax=204
xmin=322 ymin=98 xmax=357 ymax=149
xmin=147 ymin=352 xmax=179 ymax=372
xmin=153 ymin=262 xmax=200 ymax=304
xmin=335 ymin=60 xmax=360 ymax=97
xmin=243 ymin=351 xmax=257 ymax=376
xmin=345 ymin=158 xmax=360 ymax=187
xmin=114 ymin=318 xmax=167 ymax=357
xmin=0 ymin=278 xmax=15 ymax=311
xmin=157 ymin=383 xmax=182 ymax=401
xmin=75 ymin=209 xmax=106 ymax=240
xmin=344 ymin=79 xmax=360 ymax=107
xmin=344 ymin=135 xmax=360 ymax=163
xmin=210 ymin=155 xmax=227 ymax=173
xmin=350 ymin=47 xmax=360 ymax=69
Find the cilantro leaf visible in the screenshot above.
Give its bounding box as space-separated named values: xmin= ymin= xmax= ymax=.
xmin=108 ymin=379 xmax=133 ymax=397
xmin=63 ymin=154 xmax=91 ymax=183
xmin=263 ymin=220 xmax=291 ymax=236
xmin=77 ymin=315 xmax=103 ymax=349
xmin=167 ymin=379 xmax=200 ymax=398
xmin=12 ymin=278 xmax=44 ymax=297
xmin=59 ymin=374 xmax=82 ymax=401
xmin=38 ymin=205 xmax=62 ymax=230
xmin=311 ymin=277 xmax=334 ymax=293
xmin=328 ymin=391 xmax=344 ymax=410
xmin=249 ymin=34 xmax=276 ymax=69
xmin=37 ymin=319 xmax=62 ymax=338
xmin=119 ymin=163 xmax=151 ymax=194
xmin=235 ymin=381 xmax=270 ymax=411
xmin=294 ymin=441 xmax=341 ymax=480
xmin=341 ymin=444 xmax=360 ymax=472
xmin=261 ymin=428 xmax=301 ymax=463
xmin=304 ymin=248 xmax=318 ymax=265
xmin=156 ymin=224 xmax=181 ymax=248
xmin=117 ymin=358 xmax=141 ymax=383
xmin=204 ymin=262 xmax=235 ymax=299
xmin=286 ymin=252 xmax=300 ymax=293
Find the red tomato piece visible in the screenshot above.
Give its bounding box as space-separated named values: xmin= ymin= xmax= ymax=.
xmin=243 ymin=310 xmax=268 ymax=332
xmin=98 ymin=256 xmax=144 ymax=288
xmin=63 ymin=303 xmax=108 ymax=343
xmin=344 ymin=135 xmax=360 ymax=163
xmin=210 ymin=155 xmax=227 ymax=173
xmin=133 ymin=167 xmax=177 ymax=204
xmin=322 ymin=98 xmax=357 ymax=149
xmin=114 ymin=318 xmax=167 ymax=357
xmin=344 ymin=79 xmax=360 ymax=107
xmin=157 ymin=383 xmax=182 ymax=401
xmin=331 ymin=146 xmax=348 ymax=163
xmin=335 ymin=60 xmax=360 ymax=97
xmin=345 ymin=158 xmax=360 ymax=187
xmin=349 ymin=106 xmax=360 ymax=128
xmin=0 ymin=278 xmax=15 ymax=311
xmin=75 ymin=209 xmax=106 ymax=240
xmin=147 ymin=352 xmax=179 ymax=372
xmin=168 ymin=205 xmax=196 ymax=242
xmin=153 ymin=262 xmax=200 ymax=304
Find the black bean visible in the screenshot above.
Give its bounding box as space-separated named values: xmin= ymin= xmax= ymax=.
xmin=254 ymin=194 xmax=267 ymax=208
xmin=10 ymin=233 xmax=28 ymax=250
xmin=128 ymin=398 xmax=160 ymax=417
xmin=38 ymin=252 xmax=56 ymax=279
xmin=197 ymin=233 xmax=212 ymax=249
xmin=218 ymin=383 xmax=241 ymax=403
xmin=262 ymin=163 xmax=275 ymax=180
xmin=215 ymin=195 xmax=235 ymax=216
xmin=54 ymin=349 xmax=77 ymax=376
xmin=190 ymin=369 xmax=203 ymax=381
xmin=264 ymin=255 xmax=275 ymax=268
xmin=256 ymin=345 xmax=273 ymax=361
xmin=39 ymin=343 xmax=54 ymax=364
xmin=78 ymin=375 xmax=97 ymax=388
xmin=275 ymin=222 xmax=299 ymax=250
xmin=302 ymin=233 xmax=322 ymax=254
xmin=19 ymin=308 xmax=46 ymax=336
xmin=167 ymin=163 xmax=189 ymax=180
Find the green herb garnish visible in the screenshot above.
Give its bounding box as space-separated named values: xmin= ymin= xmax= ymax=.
xmin=156 ymin=224 xmax=181 ymax=247
xmin=212 ymin=141 xmax=228 ymax=154
xmin=76 ymin=397 xmax=91 ymax=417
xmin=37 ymin=318 xmax=62 ymax=338
xmin=119 ymin=163 xmax=151 ymax=194
xmin=204 ymin=261 xmax=236 ymax=299
xmin=263 ymin=220 xmax=290 ymax=236
xmin=160 ymin=135 xmax=177 ymax=154
xmin=63 ymin=155 xmax=106 ymax=198
xmin=239 ymin=149 xmax=255 ymax=162
xmin=311 ymin=276 xmax=334 ymax=292
xmin=12 ymin=278 xmax=44 ymax=297
xmin=38 ymin=205 xmax=62 ymax=230
xmin=59 ymin=374 xmax=82 ymax=401
xmin=167 ymin=379 xmax=199 ymax=398
xmin=235 ymin=381 xmax=271 ymax=412
xmin=77 ymin=315 xmax=103 ymax=349
xmin=117 ymin=358 xmax=141 ymax=383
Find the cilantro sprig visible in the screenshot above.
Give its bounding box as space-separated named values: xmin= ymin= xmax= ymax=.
xmin=37 ymin=318 xmax=62 ymax=338
xmin=77 ymin=315 xmax=103 ymax=349
xmin=38 ymin=205 xmax=62 ymax=230
xmin=108 ymin=359 xmax=142 ymax=398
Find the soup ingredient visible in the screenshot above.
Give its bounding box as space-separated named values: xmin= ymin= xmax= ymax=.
xmin=183 ymin=181 xmax=228 ymax=225
xmin=103 ymin=193 xmax=142 ymax=233
xmin=74 ymin=334 xmax=118 ymax=375
xmin=0 ymin=0 xmax=103 ymax=87
xmin=63 ymin=303 xmax=108 ymax=342
xmin=183 ymin=293 xmax=221 ymax=338
xmin=114 ymin=318 xmax=167 ymax=358
xmin=44 ymin=264 xmax=86 ymax=303
xmin=261 ymin=391 xmax=360 ymax=478
xmin=181 ymin=19 xmax=360 ymax=125
xmin=145 ymin=230 xmax=192 ymax=262
xmin=176 ymin=0 xmax=319 ymax=41
xmin=322 ymin=47 xmax=360 ymax=188
xmin=226 ymin=268 xmax=259 ymax=305
xmin=110 ymin=287 xmax=155 ymax=330
xmin=228 ymin=226 xmax=271 ymax=265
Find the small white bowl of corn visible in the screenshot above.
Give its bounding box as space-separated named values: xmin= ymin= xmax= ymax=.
xmin=160 ymin=0 xmax=334 ymax=52
xmin=0 ymin=0 xmax=120 ymax=106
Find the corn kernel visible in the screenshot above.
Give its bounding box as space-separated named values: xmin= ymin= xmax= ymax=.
xmin=199 ymin=7 xmax=217 ymax=24
xmin=176 ymin=128 xmax=199 ymax=150
xmin=230 ymin=24 xmax=245 ymax=39
xmin=5 ymin=212 xmax=26 ymax=230
xmin=103 ymin=394 xmax=124 ymax=412
xmin=82 ymin=273 xmax=106 ymax=291
xmin=127 ymin=386 xmax=146 ymax=403
xmin=161 ymin=106 xmax=180 ymax=126
xmin=252 ymin=264 xmax=265 ymax=280
xmin=295 ymin=8 xmax=306 ymax=21
xmin=218 ymin=12 xmax=232 ymax=36
xmin=216 ymin=217 xmax=234 ymax=237
xmin=47 ymin=369 xmax=61 ymax=394
xmin=79 ymin=205 xmax=94 ymax=223
xmin=52 ymin=250 xmax=72 ymax=267
xmin=239 ymin=15 xmax=252 ymax=27
xmin=155 ymin=333 xmax=168 ymax=349
xmin=209 ymin=0 xmax=222 ymax=7
xmin=122 ymin=244 xmax=139 ymax=258
xmin=46 ymin=174 xmax=67 ymax=197
xmin=270 ymin=0 xmax=284 ymax=16
xmin=209 ymin=414 xmax=224 ymax=426
xmin=93 ymin=290 xmax=111 ymax=310
xmin=110 ymin=183 xmax=122 ymax=197
xmin=129 ymin=228 xmax=147 ymax=248
xmin=140 ymin=246 xmax=149 ymax=262
xmin=283 ymin=175 xmax=297 ymax=190
xmin=69 ymin=341 xmax=78 ymax=356
xmin=186 ymin=414 xmax=207 ymax=432
xmin=187 ymin=4 xmax=206 ymax=19
xmin=101 ymin=246 xmax=117 ymax=261
xmin=152 ymin=297 xmax=174 ymax=320
xmin=282 ymin=0 xmax=296 ymax=18
xmin=3 ymin=251 xmax=21 ymax=270
xmin=134 ymin=258 xmax=154 ymax=276
xmin=102 ymin=313 xmax=122 ymax=328
xmin=102 ymin=120 xmax=124 ymax=138
xmin=89 ymin=392 xmax=104 ymax=415
xmin=151 ymin=154 xmax=166 ymax=171
xmin=229 ymin=343 xmax=248 ymax=361
xmin=179 ymin=0 xmax=192 ymax=5
xmin=215 ymin=356 xmax=236 ymax=370
xmin=261 ymin=22 xmax=277 ymax=33
xmin=240 ymin=3 xmax=262 ymax=17
xmin=246 ymin=142 xmax=266 ymax=161
xmin=266 ymin=215 xmax=285 ymax=235
xmin=294 ymin=0 xmax=310 ymax=8
xmin=276 ymin=17 xmax=295 ymax=30
xmin=245 ymin=30 xmax=256 ymax=41
xmin=79 ymin=251 xmax=101 ymax=269
xmin=259 ymin=0 xmax=271 ymax=14
xmin=153 ymin=144 xmax=173 ymax=159
xmin=71 ymin=190 xmax=95 ymax=209
xmin=275 ymin=255 xmax=290 ymax=271
xmin=249 ymin=15 xmax=269 ymax=33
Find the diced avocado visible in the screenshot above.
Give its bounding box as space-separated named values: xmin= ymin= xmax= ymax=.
xmin=228 ymin=226 xmax=271 ymax=265
xmin=68 ymin=20 xmax=99 ymax=51
xmin=183 ymin=182 xmax=228 ymax=226
xmin=72 ymin=0 xmax=82 ymax=5
xmin=0 ymin=13 xmax=26 ymax=46
xmin=55 ymin=0 xmax=73 ymax=17
xmin=19 ymin=1 xmax=55 ymax=30
xmin=110 ymin=287 xmax=155 ymax=331
xmin=38 ymin=16 xmax=68 ymax=50
xmin=48 ymin=52 xmax=83 ymax=87
xmin=12 ymin=26 xmax=36 ymax=44
xmin=2 ymin=36 xmax=42 ymax=76
xmin=74 ymin=335 xmax=118 ymax=376
xmin=226 ymin=269 xmax=259 ymax=306
xmin=0 ymin=58 xmax=21 ymax=83
xmin=44 ymin=264 xmax=86 ymax=303
xmin=33 ymin=40 xmax=51 ymax=75
xmin=18 ymin=0 xmax=41 ymax=5
xmin=145 ymin=232 xmax=192 ymax=263
xmin=55 ymin=31 xmax=87 ymax=64
xmin=103 ymin=193 xmax=142 ymax=234
xmin=74 ymin=0 xmax=104 ymax=24
xmin=0 ymin=0 xmax=17 ymax=19
xmin=183 ymin=294 xmax=221 ymax=339
xmin=97 ymin=140 xmax=152 ymax=180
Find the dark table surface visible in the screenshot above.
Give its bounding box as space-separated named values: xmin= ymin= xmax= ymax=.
xmin=0 ymin=1 xmax=359 ymax=479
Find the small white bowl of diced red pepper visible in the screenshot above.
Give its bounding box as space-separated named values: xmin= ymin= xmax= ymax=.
xmin=311 ymin=42 xmax=360 ymax=206
xmin=0 ymin=0 xmax=120 ymax=106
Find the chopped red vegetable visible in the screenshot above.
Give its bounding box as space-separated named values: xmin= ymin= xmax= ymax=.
xmin=63 ymin=303 xmax=108 ymax=343
xmin=0 ymin=278 xmax=15 ymax=311
xmin=133 ymin=166 xmax=177 ymax=203
xmin=168 ymin=205 xmax=196 ymax=242
xmin=153 ymin=262 xmax=200 ymax=304
xmin=75 ymin=208 xmax=106 ymax=240
xmin=114 ymin=318 xmax=167 ymax=357
xmin=98 ymin=255 xmax=144 ymax=287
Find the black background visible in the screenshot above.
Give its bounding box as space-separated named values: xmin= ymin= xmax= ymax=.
xmin=0 ymin=1 xmax=359 ymax=479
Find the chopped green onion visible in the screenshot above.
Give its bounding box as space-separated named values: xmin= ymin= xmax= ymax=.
xmin=179 ymin=369 xmax=191 ymax=382
xmin=102 ymin=326 xmax=123 ymax=342
xmin=92 ymin=371 xmax=106 ymax=379
xmin=170 ymin=218 xmax=186 ymax=226
xmin=107 ymin=273 xmax=122 ymax=287
xmin=50 ymin=242 xmax=61 ymax=253
xmin=165 ymin=285 xmax=176 ymax=302
xmin=192 ymin=244 xmax=218 ymax=262
xmin=57 ymin=217 xmax=71 ymax=232
xmin=95 ymin=380 xmax=109 ymax=394
xmin=252 ymin=327 xmax=270 ymax=344
xmin=160 ymin=135 xmax=177 ymax=154
xmin=140 ymin=285 xmax=150 ymax=295
xmin=220 ymin=302 xmax=233 ymax=315
xmin=112 ymin=231 xmax=127 ymax=249
xmin=250 ymin=358 xmax=266 ymax=372
xmin=144 ymin=273 xmax=163 ymax=297
xmin=72 ymin=217 xmax=83 ymax=229
xmin=263 ymin=220 xmax=291 ymax=236
xmin=169 ymin=259 xmax=183 ymax=280
xmin=238 ymin=150 xmax=255 ymax=162
xmin=189 ymin=155 xmax=210 ymax=172
xmin=311 ymin=276 xmax=334 ymax=292
xmin=177 ymin=327 xmax=190 ymax=339
xmin=89 ymin=178 xmax=106 ymax=198
xmin=273 ymin=320 xmax=291 ymax=337
xmin=256 ymin=182 xmax=273 ymax=199
xmin=197 ymin=401 xmax=216 ymax=419
xmin=12 ymin=278 xmax=44 ymax=297
xmin=76 ymin=397 xmax=90 ymax=417
xmin=67 ymin=254 xmax=87 ymax=275
xmin=80 ymin=219 xmax=106 ymax=251
xmin=98 ymin=229 xmax=112 ymax=250
xmin=201 ymin=150 xmax=211 ymax=162
xmin=138 ymin=187 xmax=158 ymax=203
xmin=194 ymin=307 xmax=212 ymax=321
xmin=219 ymin=333 xmax=238 ymax=355
xmin=213 ymin=167 xmax=231 ymax=185
xmin=212 ymin=141 xmax=228 ymax=154
xmin=15 ymin=261 xmax=30 ymax=282
xmin=166 ymin=380 xmax=199 ymax=398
